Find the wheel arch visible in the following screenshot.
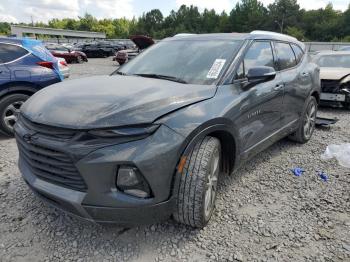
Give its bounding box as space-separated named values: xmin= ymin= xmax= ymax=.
xmin=0 ymin=82 xmax=38 ymax=100
xmin=311 ymin=90 xmax=320 ymax=104
xmin=176 ymin=122 xmax=239 ymax=176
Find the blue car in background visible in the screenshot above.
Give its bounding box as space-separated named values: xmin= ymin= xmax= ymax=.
xmin=0 ymin=37 xmax=63 ymax=136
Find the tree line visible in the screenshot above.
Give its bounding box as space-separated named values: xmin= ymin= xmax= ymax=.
xmin=1 ymin=0 xmax=350 ymax=42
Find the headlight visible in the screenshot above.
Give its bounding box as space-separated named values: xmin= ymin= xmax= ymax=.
xmin=88 ymin=124 xmax=160 ymax=138
xmin=340 ymin=75 xmax=350 ymax=85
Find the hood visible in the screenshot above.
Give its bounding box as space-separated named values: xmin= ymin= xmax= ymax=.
xmin=130 ymin=35 xmax=154 ymax=50
xmin=21 ymin=75 xmax=215 ymax=129
xmin=320 ymin=67 xmax=350 ymax=80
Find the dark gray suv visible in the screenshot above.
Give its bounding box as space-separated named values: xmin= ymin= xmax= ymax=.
xmin=14 ymin=31 xmax=320 ymax=228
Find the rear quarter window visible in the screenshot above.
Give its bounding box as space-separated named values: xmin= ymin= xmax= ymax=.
xmin=291 ymin=44 xmax=304 ymax=64
xmin=0 ymin=43 xmax=29 ymax=63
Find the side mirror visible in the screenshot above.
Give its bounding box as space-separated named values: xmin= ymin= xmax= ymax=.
xmin=247 ymin=66 xmax=276 ymax=81
xmin=244 ymin=66 xmax=276 ymax=88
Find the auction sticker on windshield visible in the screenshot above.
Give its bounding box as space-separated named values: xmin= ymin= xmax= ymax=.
xmin=207 ymin=59 xmax=226 ymax=79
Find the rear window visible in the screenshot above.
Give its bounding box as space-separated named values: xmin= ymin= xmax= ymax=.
xmin=275 ymin=42 xmax=297 ymax=70
xmin=317 ymin=55 xmax=350 ymax=68
xmin=0 ymin=43 xmax=29 ymax=63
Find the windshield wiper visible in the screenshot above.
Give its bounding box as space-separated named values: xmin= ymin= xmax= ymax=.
xmin=133 ymin=73 xmax=187 ymax=84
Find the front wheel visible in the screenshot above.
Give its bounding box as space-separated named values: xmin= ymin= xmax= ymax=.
xmin=173 ymin=136 xmax=221 ymax=228
xmin=289 ymin=96 xmax=317 ymax=143
xmin=0 ymin=94 xmax=29 ymax=136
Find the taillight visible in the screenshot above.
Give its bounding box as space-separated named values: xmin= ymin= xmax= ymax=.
xmin=59 ymin=60 xmax=67 ymax=66
xmin=37 ymin=61 xmax=54 ymax=69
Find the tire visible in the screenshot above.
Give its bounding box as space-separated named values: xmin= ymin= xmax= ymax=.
xmin=288 ymin=96 xmax=318 ymax=143
xmin=76 ymin=55 xmax=83 ymax=63
xmin=0 ymin=94 xmax=29 ymax=136
xmin=173 ymin=136 xmax=221 ymax=228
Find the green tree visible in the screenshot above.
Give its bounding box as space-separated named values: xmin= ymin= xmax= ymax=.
xmin=267 ymin=0 xmax=301 ymax=33
xmin=0 ymin=22 xmax=11 ymax=36
xmin=201 ymin=9 xmax=220 ymax=33
xmin=302 ymin=4 xmax=342 ymax=41
xmin=285 ymin=26 xmax=306 ymax=40
xmin=229 ymin=0 xmax=268 ymax=33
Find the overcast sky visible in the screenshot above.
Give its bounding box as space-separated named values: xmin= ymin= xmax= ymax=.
xmin=0 ymin=0 xmax=349 ymax=24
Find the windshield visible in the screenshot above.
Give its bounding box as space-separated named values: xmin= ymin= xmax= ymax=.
xmin=317 ymin=55 xmax=350 ymax=68
xmin=116 ymin=39 xmax=242 ymax=85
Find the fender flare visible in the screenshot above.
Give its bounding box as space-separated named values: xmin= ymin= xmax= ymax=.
xmin=174 ymin=120 xmax=240 ymax=175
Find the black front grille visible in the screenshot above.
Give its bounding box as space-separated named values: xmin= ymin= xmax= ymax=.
xmin=16 ymin=118 xmax=87 ymax=192
xmin=19 ymin=115 xmax=77 ymax=140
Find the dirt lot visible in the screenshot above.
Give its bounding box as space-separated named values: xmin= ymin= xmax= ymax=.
xmin=0 ymin=58 xmax=349 ymax=262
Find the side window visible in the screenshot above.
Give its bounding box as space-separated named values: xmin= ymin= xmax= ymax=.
xmin=0 ymin=43 xmax=29 ymax=63
xmin=291 ymin=44 xmax=304 ymax=64
xmin=275 ymin=42 xmax=297 ymax=70
xmin=236 ymin=41 xmax=274 ymax=79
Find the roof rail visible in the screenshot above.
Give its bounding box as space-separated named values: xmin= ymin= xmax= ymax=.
xmin=173 ymin=33 xmax=196 ymax=37
xmin=250 ymin=30 xmax=298 ymax=41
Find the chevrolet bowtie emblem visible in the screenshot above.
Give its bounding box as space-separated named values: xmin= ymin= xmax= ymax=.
xmin=23 ymin=133 xmax=38 ymax=144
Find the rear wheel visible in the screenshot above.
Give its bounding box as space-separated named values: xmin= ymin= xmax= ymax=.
xmin=289 ymin=96 xmax=317 ymax=143
xmin=0 ymin=94 xmax=29 ymax=136
xmin=173 ymin=136 xmax=221 ymax=228
xmin=76 ymin=55 xmax=83 ymax=63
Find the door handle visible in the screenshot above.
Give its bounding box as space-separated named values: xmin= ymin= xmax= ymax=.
xmin=274 ymin=83 xmax=284 ymax=91
xmin=301 ymin=72 xmax=309 ymax=78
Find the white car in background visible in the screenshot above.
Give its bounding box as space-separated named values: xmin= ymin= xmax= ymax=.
xmin=313 ymin=51 xmax=350 ymax=109
xmin=57 ymin=57 xmax=70 ymax=79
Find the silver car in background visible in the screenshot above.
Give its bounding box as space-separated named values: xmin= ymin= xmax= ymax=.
xmin=313 ymin=51 xmax=350 ymax=109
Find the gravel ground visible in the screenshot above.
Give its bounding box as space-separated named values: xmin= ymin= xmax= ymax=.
xmin=0 ymin=58 xmax=349 ymax=262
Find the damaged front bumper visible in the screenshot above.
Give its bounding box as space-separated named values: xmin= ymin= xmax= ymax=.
xmin=320 ymin=79 xmax=350 ymax=106
xmin=15 ymin=119 xmax=185 ymax=225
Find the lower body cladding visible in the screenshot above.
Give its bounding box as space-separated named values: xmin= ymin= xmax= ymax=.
xmin=15 ymin=124 xmax=185 ymax=225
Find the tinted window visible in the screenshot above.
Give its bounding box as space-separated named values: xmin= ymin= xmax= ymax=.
xmin=236 ymin=41 xmax=274 ymax=79
xmin=317 ymin=55 xmax=350 ymax=68
xmin=291 ymin=44 xmax=304 ymax=64
xmin=119 ymin=40 xmax=242 ymax=85
xmin=0 ymin=43 xmax=28 ymax=63
xmin=275 ymin=42 xmax=296 ymax=70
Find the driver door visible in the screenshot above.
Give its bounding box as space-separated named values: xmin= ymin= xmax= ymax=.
xmin=233 ymin=41 xmax=284 ymax=157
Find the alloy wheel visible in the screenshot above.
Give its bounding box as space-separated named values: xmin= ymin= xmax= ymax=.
xmin=204 ymin=148 xmax=220 ymax=219
xmin=303 ymin=102 xmax=316 ymax=140
xmin=3 ymin=101 xmax=23 ymax=131
xmin=77 ymin=56 xmax=83 ymax=63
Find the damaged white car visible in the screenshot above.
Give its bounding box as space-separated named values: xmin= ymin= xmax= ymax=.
xmin=313 ymin=51 xmax=350 ymax=109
